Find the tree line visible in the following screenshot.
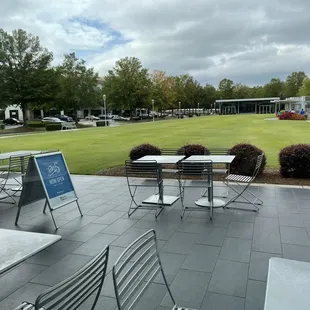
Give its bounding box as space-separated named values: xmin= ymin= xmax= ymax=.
xmin=1 ymin=28 xmax=310 ymax=125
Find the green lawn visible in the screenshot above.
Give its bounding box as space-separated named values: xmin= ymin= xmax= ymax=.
xmin=1 ymin=115 xmax=308 ymax=174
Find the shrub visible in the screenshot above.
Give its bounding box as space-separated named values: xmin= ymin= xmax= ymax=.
xmin=96 ymin=121 xmax=109 ymax=127
xmin=46 ymin=123 xmax=62 ymax=131
xmin=229 ymin=143 xmax=266 ymax=176
xmin=27 ymin=121 xmax=46 ymax=128
xmin=278 ymin=112 xmax=306 ymax=120
xmin=279 ymin=144 xmax=310 ymax=178
xmin=177 ymin=144 xmax=209 ymax=158
xmin=0 ymin=124 xmax=4 ymax=130
xmin=129 ymin=143 xmax=161 ymax=160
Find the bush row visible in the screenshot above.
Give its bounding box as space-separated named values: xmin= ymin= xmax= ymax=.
xmin=129 ymin=143 xmax=310 ymax=179
xmin=27 ymin=121 xmax=46 ymax=128
xmin=278 ymin=112 xmax=306 ymax=121
xmin=129 ymin=143 xmax=266 ymax=176
xmin=46 ymin=123 xmax=62 ymax=131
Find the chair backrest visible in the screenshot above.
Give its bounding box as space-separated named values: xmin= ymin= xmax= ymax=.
xmin=208 ymin=148 xmax=230 ymax=155
xmin=8 ymin=154 xmax=32 ymax=174
xmin=34 ymin=246 xmax=109 ymax=310
xmin=252 ymin=153 xmax=264 ymax=179
xmin=125 ymin=160 xmax=160 ymax=181
xmin=112 ymin=230 xmax=175 ymax=310
xmin=178 ymin=160 xmax=213 ymax=178
xmin=160 ymin=148 xmax=180 ymax=155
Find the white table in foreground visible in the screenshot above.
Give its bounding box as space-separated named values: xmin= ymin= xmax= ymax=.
xmin=135 ymin=155 xmax=185 ymax=206
xmin=264 ymin=257 xmax=310 ymax=310
xmin=0 ymin=229 xmax=61 ymax=274
xmin=184 ymin=155 xmax=235 ymax=208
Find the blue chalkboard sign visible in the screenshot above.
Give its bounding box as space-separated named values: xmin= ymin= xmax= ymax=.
xmin=34 ymin=152 xmax=77 ymax=210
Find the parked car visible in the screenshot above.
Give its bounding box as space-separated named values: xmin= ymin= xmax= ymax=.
xmin=41 ymin=117 xmax=63 ymax=123
xmin=85 ymin=115 xmax=100 ymax=121
xmin=54 ymin=114 xmax=74 ymax=122
xmin=3 ymin=118 xmax=23 ymax=125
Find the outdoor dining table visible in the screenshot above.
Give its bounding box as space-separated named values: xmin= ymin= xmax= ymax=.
xmin=0 ymin=150 xmax=42 ymax=173
xmin=0 ymin=228 xmax=61 ymax=275
xmin=183 ymin=155 xmax=235 ymax=208
xmin=134 ymin=155 xmax=185 ymax=206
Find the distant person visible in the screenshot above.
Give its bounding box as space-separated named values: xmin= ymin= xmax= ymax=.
xmin=300 ymin=108 xmax=305 ymax=115
xmin=290 ymin=109 xmax=296 ymax=113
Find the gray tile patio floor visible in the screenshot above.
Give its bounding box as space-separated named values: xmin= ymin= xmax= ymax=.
xmin=1 ymin=175 xmax=310 ymax=309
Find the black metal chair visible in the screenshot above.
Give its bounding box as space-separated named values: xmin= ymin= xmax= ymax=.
xmin=224 ymin=153 xmax=264 ymax=211
xmin=177 ymin=160 xmax=214 ymax=219
xmin=125 ymin=160 xmax=166 ymax=218
xmin=13 ymin=246 xmax=109 ymax=310
xmin=112 ymin=229 xmax=196 ymax=310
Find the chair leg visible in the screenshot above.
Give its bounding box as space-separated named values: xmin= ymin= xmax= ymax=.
xmin=224 ymin=181 xmax=261 ymax=212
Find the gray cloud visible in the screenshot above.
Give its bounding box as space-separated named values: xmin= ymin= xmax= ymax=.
xmin=0 ymin=0 xmax=310 ymax=86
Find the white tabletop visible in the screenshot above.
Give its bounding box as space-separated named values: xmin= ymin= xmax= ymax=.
xmin=0 ymin=150 xmax=42 ymax=160
xmin=135 ymin=155 xmax=185 ymax=164
xmin=184 ymin=155 xmax=235 ymax=164
xmin=0 ymin=229 xmax=61 ymax=274
xmin=264 ymin=258 xmax=310 ymax=310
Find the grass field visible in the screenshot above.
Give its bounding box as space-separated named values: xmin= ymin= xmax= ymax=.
xmin=1 ymin=114 xmax=309 ymax=174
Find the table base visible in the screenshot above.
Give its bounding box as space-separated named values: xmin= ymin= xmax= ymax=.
xmin=143 ymin=194 xmax=180 ymax=206
xmin=195 ymin=198 xmax=226 ymax=208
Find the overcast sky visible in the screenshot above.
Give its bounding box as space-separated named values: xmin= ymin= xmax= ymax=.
xmin=1 ymin=0 xmax=310 ymax=86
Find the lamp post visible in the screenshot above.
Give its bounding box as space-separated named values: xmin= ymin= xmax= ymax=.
xmin=198 ymin=102 xmax=200 ymax=116
xmin=178 ymin=101 xmax=181 ymax=119
xmin=152 ymin=99 xmax=155 ymax=122
xmin=103 ymin=94 xmax=107 ymax=126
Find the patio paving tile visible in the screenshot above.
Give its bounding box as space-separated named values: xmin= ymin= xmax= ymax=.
xmin=201 ymin=292 xmax=245 ymax=310
xmin=219 ymin=237 xmax=252 ymax=263
xmin=1 ymin=176 xmax=310 ymax=309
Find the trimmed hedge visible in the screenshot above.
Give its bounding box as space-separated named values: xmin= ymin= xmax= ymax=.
xmin=278 ymin=112 xmax=306 ymax=120
xmin=129 ymin=143 xmax=161 ymax=160
xmin=96 ymin=121 xmax=110 ymax=127
xmin=0 ymin=124 xmax=4 ymax=130
xmin=177 ymin=144 xmax=209 ymax=158
xmin=230 ymin=143 xmax=266 ymax=176
xmin=27 ymin=121 xmax=46 ymax=128
xmin=279 ymin=144 xmax=310 ymax=178
xmin=46 ymin=123 xmax=62 ymax=131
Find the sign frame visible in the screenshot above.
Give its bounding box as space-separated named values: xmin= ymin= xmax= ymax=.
xmin=15 ymin=152 xmax=82 ymax=229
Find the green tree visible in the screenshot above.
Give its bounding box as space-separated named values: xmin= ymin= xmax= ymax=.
xmin=233 ymin=83 xmax=251 ymax=99
xmin=0 ymin=28 xmax=54 ymax=125
xmin=56 ymin=53 xmax=100 ymax=122
xmin=102 ymin=57 xmax=152 ymax=116
xmin=263 ymin=78 xmax=284 ymax=97
xmin=218 ymin=78 xmax=234 ymax=99
xmin=204 ymin=84 xmax=217 ymax=108
xmin=298 ymin=78 xmax=310 ymax=96
xmin=284 ymin=71 xmax=307 ymax=97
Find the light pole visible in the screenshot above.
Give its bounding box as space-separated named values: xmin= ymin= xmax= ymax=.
xmin=178 ymin=101 xmax=181 ymax=119
xmin=152 ymin=99 xmax=155 ymax=122
xmin=198 ymin=102 xmax=200 ymax=116
xmin=103 ymin=94 xmax=107 ymax=126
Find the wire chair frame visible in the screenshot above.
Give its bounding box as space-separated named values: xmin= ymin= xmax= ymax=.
xmin=112 ymin=230 xmax=176 ymax=310
xmin=0 ymin=154 xmax=32 ymax=203
xmin=177 ymin=160 xmax=214 ymax=219
xmin=14 ymin=246 xmax=109 ymax=310
xmin=125 ymin=160 xmax=165 ymax=218
xmin=224 ymin=153 xmax=264 ymax=212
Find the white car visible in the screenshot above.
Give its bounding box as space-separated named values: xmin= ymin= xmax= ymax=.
xmin=85 ymin=115 xmax=100 ymax=121
xmin=41 ymin=117 xmax=63 ymax=123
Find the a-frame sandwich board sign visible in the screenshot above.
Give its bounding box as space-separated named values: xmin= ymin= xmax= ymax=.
xmin=15 ymin=152 xmax=82 ymax=229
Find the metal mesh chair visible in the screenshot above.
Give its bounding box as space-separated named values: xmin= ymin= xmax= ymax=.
xmin=224 ymin=153 xmax=264 ymax=211
xmin=112 ymin=229 xmax=196 ymax=310
xmin=177 ymin=160 xmax=214 ymax=219
xmin=13 ymin=246 xmax=109 ymax=310
xmin=160 ymin=148 xmax=182 ymax=174
xmin=0 ymin=154 xmax=32 ymax=202
xmin=125 ymin=160 xmax=165 ymax=218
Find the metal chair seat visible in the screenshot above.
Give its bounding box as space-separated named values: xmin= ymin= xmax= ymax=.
xmin=225 ymin=174 xmax=252 ymax=183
